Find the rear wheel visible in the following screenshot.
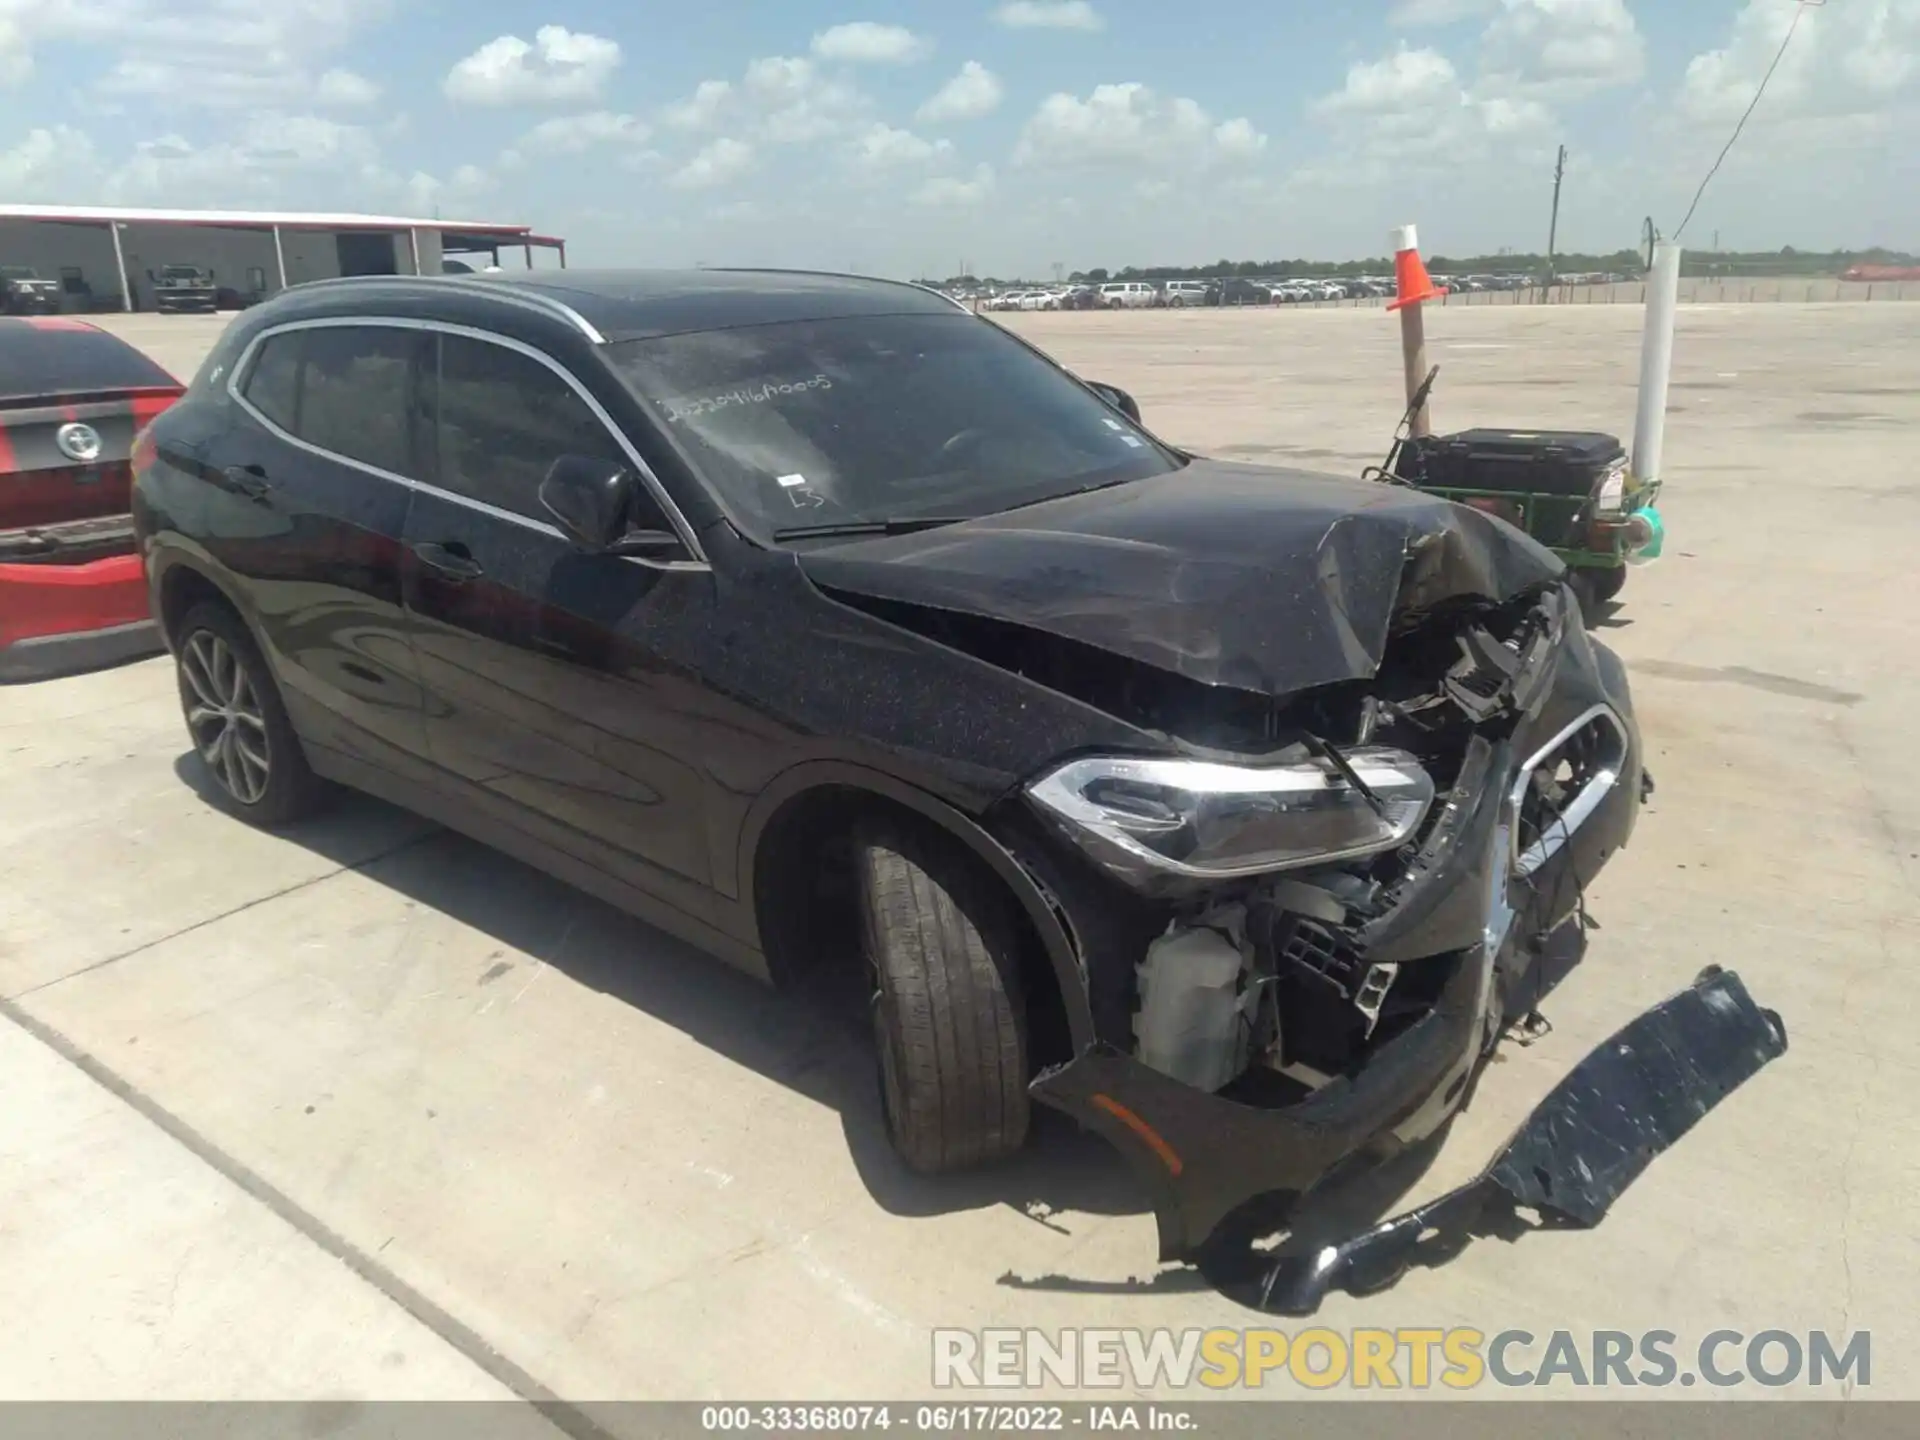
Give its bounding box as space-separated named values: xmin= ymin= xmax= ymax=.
xmin=857 ymin=822 xmax=1030 ymax=1173
xmin=175 ymin=602 xmax=327 ymax=827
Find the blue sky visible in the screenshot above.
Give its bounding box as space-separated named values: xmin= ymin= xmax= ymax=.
xmin=2 ymin=2 xmax=1914 ymax=275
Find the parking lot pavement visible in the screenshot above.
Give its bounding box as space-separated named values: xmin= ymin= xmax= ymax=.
xmin=3 ymin=303 xmax=1917 ymax=1401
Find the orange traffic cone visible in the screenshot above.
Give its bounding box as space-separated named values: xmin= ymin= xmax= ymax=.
xmin=1386 ymin=224 xmax=1447 ymax=312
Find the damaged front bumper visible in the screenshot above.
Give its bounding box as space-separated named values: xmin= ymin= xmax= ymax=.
xmin=1026 ymin=596 xmax=1753 ymax=1282
xmin=1030 ymin=732 xmax=1525 ymax=1264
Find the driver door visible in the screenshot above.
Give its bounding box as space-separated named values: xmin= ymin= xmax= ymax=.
xmin=401 ymin=327 xmax=718 ymax=927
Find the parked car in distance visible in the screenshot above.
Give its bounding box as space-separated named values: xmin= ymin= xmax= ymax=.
xmin=131 ymin=268 xmax=1653 ymax=1268
xmin=0 ymin=316 xmax=183 ymax=680
xmin=1 ymin=266 xmax=64 ymax=315
xmin=1097 ymin=281 xmax=1158 ymax=309
xmin=1162 ymin=280 xmax=1211 ymax=308
xmin=1204 ymin=278 xmax=1273 ymax=306
xmin=153 ymin=264 xmax=219 ymax=314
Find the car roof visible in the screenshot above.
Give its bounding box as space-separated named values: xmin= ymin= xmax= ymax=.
xmin=430 ymin=268 xmax=965 ymax=342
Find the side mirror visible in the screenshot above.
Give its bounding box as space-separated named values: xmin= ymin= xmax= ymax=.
xmin=539 ymin=455 xmax=684 ymax=557
xmin=1086 ymin=381 xmax=1142 ymax=424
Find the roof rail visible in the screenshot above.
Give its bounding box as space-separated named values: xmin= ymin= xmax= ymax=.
xmin=284 ymin=273 xmax=605 ymax=343
xmin=705 ymin=266 xmax=970 ymax=313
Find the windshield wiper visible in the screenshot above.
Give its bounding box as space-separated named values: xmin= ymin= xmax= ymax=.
xmin=772 ymin=517 xmax=971 ymax=542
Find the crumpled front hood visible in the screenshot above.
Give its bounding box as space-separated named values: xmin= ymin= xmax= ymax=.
xmin=796 ymin=458 xmax=1566 ymax=698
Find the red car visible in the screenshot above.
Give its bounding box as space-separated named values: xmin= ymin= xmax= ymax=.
xmin=0 ymin=316 xmax=183 ymax=681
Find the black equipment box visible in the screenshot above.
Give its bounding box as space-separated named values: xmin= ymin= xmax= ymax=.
xmin=1397 ymin=429 xmax=1626 ymax=498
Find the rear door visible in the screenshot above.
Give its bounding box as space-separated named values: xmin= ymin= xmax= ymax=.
xmin=214 ymin=321 xmax=431 ymax=774
xmin=400 ymin=327 xmax=718 ymax=931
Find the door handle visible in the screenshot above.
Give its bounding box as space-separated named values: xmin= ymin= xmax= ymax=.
xmin=222 ymin=463 xmax=273 ymax=501
xmin=413 ymin=540 xmax=485 ymax=581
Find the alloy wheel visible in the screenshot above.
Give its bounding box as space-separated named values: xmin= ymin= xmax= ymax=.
xmin=181 ymin=630 xmax=272 ymax=805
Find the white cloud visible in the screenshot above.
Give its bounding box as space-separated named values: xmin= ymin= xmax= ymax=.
xmin=917 ymin=60 xmax=1004 ymax=121
xmin=993 ymin=2 xmax=1104 ymax=33
xmin=502 ymin=111 xmax=650 ymax=167
xmin=912 ymin=163 xmax=995 ymax=206
xmin=103 ymin=113 xmax=394 ymax=206
xmin=810 ymin=22 xmax=930 ymax=64
xmin=518 ymin=111 xmax=650 ymax=153
xmin=1315 ymin=47 xmax=1464 ymax=115
xmin=444 ymin=25 xmax=621 ymax=106
xmin=663 ymin=79 xmax=734 ymax=131
xmin=671 ymin=136 xmax=755 ymax=189
xmin=317 ymin=68 xmax=379 ymax=108
xmin=0 ymin=16 xmax=33 ymax=86
xmin=1481 ymin=0 xmax=1645 ymax=95
xmin=1014 ymin=83 xmax=1267 ymax=168
xmin=1306 ymin=43 xmax=1556 ymax=178
xmin=852 ymin=122 xmax=951 ymax=168
xmin=1680 ymin=0 xmax=1920 ymax=125
xmin=745 ymin=55 xmax=868 ymax=143
xmin=658 ymin=55 xmax=870 ymax=152
xmin=0 ymin=125 xmax=97 ymax=198
xmin=15 ymin=1 xmax=391 ymax=111
xmin=405 ymin=164 xmax=497 ymax=217
xmin=1211 ymin=117 xmax=1268 ymax=159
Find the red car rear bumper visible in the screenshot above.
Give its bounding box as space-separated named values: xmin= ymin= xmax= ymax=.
xmin=0 ymin=552 xmax=162 ymax=682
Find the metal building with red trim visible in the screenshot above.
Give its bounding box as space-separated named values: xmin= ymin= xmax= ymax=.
xmin=0 ymin=204 xmax=567 ymax=315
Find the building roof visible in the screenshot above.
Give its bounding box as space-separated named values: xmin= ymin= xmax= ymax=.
xmin=0 ymin=204 xmax=536 ymax=236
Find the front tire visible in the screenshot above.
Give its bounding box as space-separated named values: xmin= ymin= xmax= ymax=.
xmin=175 ymin=602 xmax=327 ymax=827
xmin=857 ymin=822 xmax=1030 ymax=1173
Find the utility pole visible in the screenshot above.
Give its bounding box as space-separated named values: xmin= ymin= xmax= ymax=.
xmin=1545 ymin=144 xmax=1567 ymax=288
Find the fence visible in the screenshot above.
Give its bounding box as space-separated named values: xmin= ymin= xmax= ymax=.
xmin=1439 ymin=278 xmax=1916 ymax=306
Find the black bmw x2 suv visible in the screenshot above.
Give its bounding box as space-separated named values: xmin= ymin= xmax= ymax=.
xmin=133 ymin=269 xmax=1648 ymax=1262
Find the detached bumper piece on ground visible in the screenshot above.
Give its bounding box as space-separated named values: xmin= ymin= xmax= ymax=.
xmin=1199 ymin=967 xmax=1786 ymax=1315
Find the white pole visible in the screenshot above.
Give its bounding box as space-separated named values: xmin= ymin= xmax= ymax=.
xmin=108 ymin=222 xmax=132 ymax=313
xmin=273 ymin=226 xmax=289 ymax=291
xmin=1632 ymin=241 xmax=1684 ymax=484
xmin=408 ymin=227 xmax=422 ymax=276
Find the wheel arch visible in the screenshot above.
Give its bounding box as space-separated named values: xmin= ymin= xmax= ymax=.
xmin=739 ymin=761 xmax=1096 ymax=1055
xmin=155 ymin=557 xmax=250 ymax=651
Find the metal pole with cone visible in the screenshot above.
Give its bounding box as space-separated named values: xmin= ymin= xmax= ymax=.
xmin=1387 ymin=224 xmax=1448 ymax=438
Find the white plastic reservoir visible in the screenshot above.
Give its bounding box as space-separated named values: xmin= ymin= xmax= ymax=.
xmin=1134 ymin=925 xmax=1245 ymax=1093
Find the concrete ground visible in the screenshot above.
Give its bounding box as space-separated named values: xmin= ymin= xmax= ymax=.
xmin=2 ymin=302 xmax=1916 ymax=1402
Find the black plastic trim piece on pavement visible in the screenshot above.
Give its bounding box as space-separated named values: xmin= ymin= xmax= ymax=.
xmin=0 ymin=618 xmax=165 ymax=684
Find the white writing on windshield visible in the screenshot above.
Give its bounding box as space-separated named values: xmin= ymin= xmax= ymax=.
xmin=664 ymin=374 xmax=833 ymax=422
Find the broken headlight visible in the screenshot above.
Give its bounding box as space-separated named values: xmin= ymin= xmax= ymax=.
xmin=1026 ymin=750 xmax=1435 ymax=888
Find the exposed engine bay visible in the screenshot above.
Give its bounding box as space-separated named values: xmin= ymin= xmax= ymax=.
xmin=1069 ymin=582 xmax=1582 ymax=1100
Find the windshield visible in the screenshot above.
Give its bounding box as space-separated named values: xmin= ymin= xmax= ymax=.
xmin=161 ymin=266 xmax=205 ymax=280
xmin=1 ymin=267 xmax=38 ymax=280
xmin=607 ymin=312 xmax=1182 ymax=540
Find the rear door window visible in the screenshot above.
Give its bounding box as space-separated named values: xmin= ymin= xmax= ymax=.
xmin=295 ymin=326 xmax=421 ymax=478
xmin=238 ymin=332 xmax=301 ymax=432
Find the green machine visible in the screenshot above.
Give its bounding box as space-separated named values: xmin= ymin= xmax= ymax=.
xmin=1377 ymin=369 xmax=1665 ymax=624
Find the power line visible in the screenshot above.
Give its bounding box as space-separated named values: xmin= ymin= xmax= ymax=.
xmin=1673 ymin=0 xmax=1823 ymax=242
